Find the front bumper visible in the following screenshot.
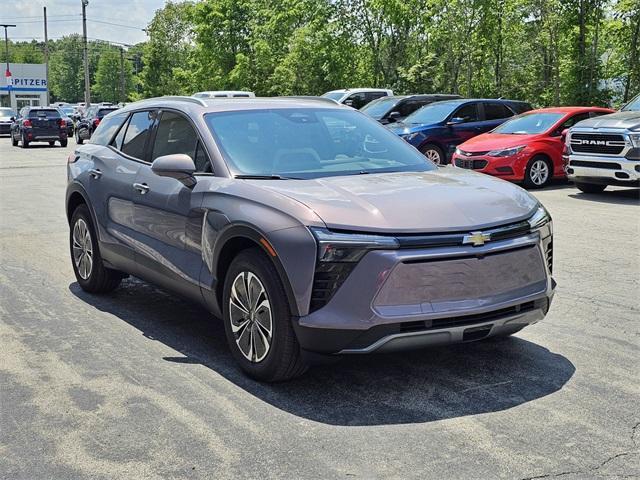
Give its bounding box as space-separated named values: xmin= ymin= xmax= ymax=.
xmin=294 ymin=233 xmax=555 ymax=354
xmin=566 ymin=153 xmax=640 ymax=186
xmin=452 ymin=151 xmax=552 ymax=182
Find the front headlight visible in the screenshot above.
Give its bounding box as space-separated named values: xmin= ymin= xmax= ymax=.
xmin=310 ymin=227 xmax=399 ymax=262
xmin=628 ymin=133 xmax=640 ymax=148
xmin=528 ymin=205 xmax=552 ymax=233
xmin=487 ymin=145 xmax=526 ymax=157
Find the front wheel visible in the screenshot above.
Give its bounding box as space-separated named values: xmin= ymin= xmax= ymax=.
xmin=70 ymin=204 xmax=123 ymax=293
xmin=222 ymin=249 xmax=307 ymax=382
xmin=420 ymin=143 xmax=445 ymax=165
xmin=523 ymin=156 xmax=552 ymax=188
xmin=575 ymin=182 xmax=606 ymax=194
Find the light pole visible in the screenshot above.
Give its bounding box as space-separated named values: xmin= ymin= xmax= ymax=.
xmin=1 ymin=24 xmax=16 ymax=96
xmin=81 ymin=0 xmax=90 ymax=106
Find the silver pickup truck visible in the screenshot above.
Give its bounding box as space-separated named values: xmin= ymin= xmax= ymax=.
xmin=565 ymin=94 xmax=640 ymax=193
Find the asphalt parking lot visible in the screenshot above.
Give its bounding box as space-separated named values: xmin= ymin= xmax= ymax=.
xmin=0 ymin=137 xmax=638 ymax=480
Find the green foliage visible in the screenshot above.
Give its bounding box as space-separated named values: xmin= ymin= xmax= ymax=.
xmin=5 ymin=0 xmax=639 ymax=105
xmin=93 ymin=48 xmax=134 ymax=104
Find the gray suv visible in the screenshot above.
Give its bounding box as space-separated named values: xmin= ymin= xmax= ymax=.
xmin=66 ymin=96 xmax=555 ymax=381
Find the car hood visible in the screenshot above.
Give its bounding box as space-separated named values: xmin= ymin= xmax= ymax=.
xmin=254 ymin=169 xmax=538 ymax=233
xmin=572 ymin=111 xmax=640 ymax=130
xmin=459 ymin=133 xmax=541 ymax=152
xmin=389 ymin=121 xmax=439 ymax=135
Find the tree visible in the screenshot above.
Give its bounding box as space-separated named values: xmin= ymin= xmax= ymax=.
xmin=93 ymin=48 xmax=134 ymax=103
xmin=48 ymin=35 xmax=86 ymax=102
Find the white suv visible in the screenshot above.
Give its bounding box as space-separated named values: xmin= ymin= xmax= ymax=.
xmin=565 ymin=94 xmax=640 ymax=193
xmin=321 ymin=88 xmax=393 ymax=109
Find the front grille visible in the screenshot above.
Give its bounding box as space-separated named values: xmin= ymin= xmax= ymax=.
xmin=310 ymin=262 xmax=356 ymax=312
xmin=569 ymin=160 xmax=622 ymax=170
xmin=570 ymin=133 xmax=626 ymax=155
xmin=457 ymin=149 xmax=490 ymax=157
xmin=427 ymin=300 xmax=537 ymax=330
xmin=455 ymin=158 xmax=488 ymax=169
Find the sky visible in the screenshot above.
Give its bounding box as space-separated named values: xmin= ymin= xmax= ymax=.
xmin=0 ymin=0 xmax=169 ymax=46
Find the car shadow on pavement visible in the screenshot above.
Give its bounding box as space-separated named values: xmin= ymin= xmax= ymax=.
xmin=70 ymin=279 xmax=575 ymax=426
xmin=568 ymin=188 xmax=640 ymax=205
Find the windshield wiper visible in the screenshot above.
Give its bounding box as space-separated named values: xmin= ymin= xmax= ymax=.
xmin=234 ymin=174 xmax=301 ymax=180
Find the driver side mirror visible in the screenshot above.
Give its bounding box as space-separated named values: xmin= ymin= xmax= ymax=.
xmin=343 ymin=99 xmax=354 ymax=107
xmin=10 ymin=116 xmax=15 ymax=122
xmin=151 ymin=154 xmax=197 ymax=187
xmin=446 ymin=117 xmax=466 ymax=126
xmin=387 ymin=111 xmax=401 ymax=122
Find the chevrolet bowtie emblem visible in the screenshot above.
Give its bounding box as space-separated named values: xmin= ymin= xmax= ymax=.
xmin=463 ymin=231 xmax=491 ymax=247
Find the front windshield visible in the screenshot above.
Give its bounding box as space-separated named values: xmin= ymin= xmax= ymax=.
xmin=360 ymin=97 xmax=400 ymax=119
xmin=622 ymin=95 xmax=640 ymax=111
xmin=321 ymin=92 xmax=344 ymax=101
xmin=493 ymin=112 xmax=564 ymax=134
xmin=205 ymin=108 xmax=436 ymax=179
xmin=403 ymin=101 xmax=459 ymax=125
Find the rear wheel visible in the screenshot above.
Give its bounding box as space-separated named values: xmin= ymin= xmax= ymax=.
xmin=222 ymin=248 xmax=307 ymax=382
xmin=21 ymin=133 xmax=29 ymax=148
xmin=49 ymin=141 xmax=55 ymax=146
xmin=11 ymin=132 xmax=18 ymax=146
xmin=575 ymin=182 xmax=606 ymax=194
xmin=420 ymin=143 xmax=445 ymax=165
xmin=75 ymin=130 xmax=84 ymax=145
xmin=523 ymin=155 xmax=552 ymax=188
xmin=70 ymin=204 xmax=123 ymax=293
xmin=60 ymin=138 xmax=68 ymax=148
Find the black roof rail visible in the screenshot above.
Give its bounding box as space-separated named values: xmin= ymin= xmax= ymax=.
xmin=133 ymin=96 xmax=208 ymax=107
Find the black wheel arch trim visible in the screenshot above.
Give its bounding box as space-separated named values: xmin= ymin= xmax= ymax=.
xmin=66 ymin=182 xmax=99 ymax=232
xmin=209 ymin=223 xmax=301 ymax=317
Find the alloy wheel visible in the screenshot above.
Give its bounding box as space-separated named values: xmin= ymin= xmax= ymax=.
xmin=228 ymin=271 xmax=273 ymax=363
xmin=72 ymin=218 xmax=93 ymax=280
xmin=424 ymin=149 xmax=442 ymax=164
xmin=529 ymin=159 xmax=549 ymax=186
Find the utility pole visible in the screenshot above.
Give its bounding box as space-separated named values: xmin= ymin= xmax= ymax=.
xmin=81 ymin=0 xmax=90 ymax=106
xmin=1 ymin=24 xmax=16 ymax=97
xmin=43 ymin=7 xmax=50 ymax=105
xmin=119 ymin=46 xmax=125 ymax=103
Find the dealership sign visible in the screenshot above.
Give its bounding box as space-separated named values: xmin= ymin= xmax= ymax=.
xmin=1 ymin=64 xmax=48 ymax=92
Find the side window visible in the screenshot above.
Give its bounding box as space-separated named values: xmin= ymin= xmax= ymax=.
xmin=397 ymin=100 xmax=420 ymax=117
xmin=151 ymin=111 xmax=198 ymax=162
xmin=91 ymin=112 xmax=128 ymax=146
xmin=453 ymin=103 xmax=480 ymax=122
xmin=365 ymin=92 xmax=386 ymax=104
xmin=562 ymin=113 xmax=590 ymax=129
xmin=110 ymin=114 xmax=129 ymax=150
xmin=484 ymin=103 xmax=514 ymax=120
xmin=194 ymin=141 xmax=212 ymax=173
xmin=345 ymin=93 xmax=366 ymax=109
xmin=121 ymin=110 xmax=155 ymax=160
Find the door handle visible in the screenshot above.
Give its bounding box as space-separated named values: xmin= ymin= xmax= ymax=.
xmin=88 ymin=168 xmax=102 ymax=179
xmin=133 ymin=182 xmax=150 ymax=194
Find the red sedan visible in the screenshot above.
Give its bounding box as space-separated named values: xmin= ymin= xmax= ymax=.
xmin=451 ymin=107 xmax=614 ymax=188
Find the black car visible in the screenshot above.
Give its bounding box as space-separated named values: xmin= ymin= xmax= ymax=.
xmin=58 ymin=106 xmax=76 ymax=136
xmin=75 ymin=105 xmax=120 ymax=144
xmin=11 ymin=107 xmax=68 ymax=148
xmin=361 ymin=94 xmax=463 ymax=125
xmin=0 ymin=107 xmax=16 ymax=135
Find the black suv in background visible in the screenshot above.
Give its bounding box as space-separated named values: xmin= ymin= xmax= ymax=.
xmin=11 ymin=107 xmax=68 ymax=148
xmin=361 ymin=94 xmax=462 ymax=124
xmin=75 ymin=105 xmax=120 ymax=144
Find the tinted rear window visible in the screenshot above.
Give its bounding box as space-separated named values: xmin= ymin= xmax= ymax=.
xmin=29 ymin=109 xmax=60 ymax=118
xmin=98 ymin=108 xmax=118 ymax=118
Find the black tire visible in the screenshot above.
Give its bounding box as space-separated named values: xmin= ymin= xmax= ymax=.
xmin=49 ymin=141 xmax=55 ymax=146
xmin=575 ymin=182 xmax=606 ymax=194
xmin=21 ymin=133 xmax=29 ymax=148
xmin=70 ymin=204 xmax=123 ymax=293
xmin=76 ymin=131 xmax=84 ymax=145
xmin=60 ymin=138 xmax=68 ymax=148
xmin=523 ymin=155 xmax=553 ymax=189
xmin=420 ymin=143 xmax=445 ymax=165
xmin=222 ymin=248 xmax=307 ymax=382
xmin=11 ymin=132 xmax=18 ymax=146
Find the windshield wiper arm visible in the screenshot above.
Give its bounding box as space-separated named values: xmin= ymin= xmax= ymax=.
xmin=234 ymin=174 xmax=300 ymax=180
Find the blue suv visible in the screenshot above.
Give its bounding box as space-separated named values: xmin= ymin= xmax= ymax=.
xmin=390 ymin=99 xmax=532 ymax=164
